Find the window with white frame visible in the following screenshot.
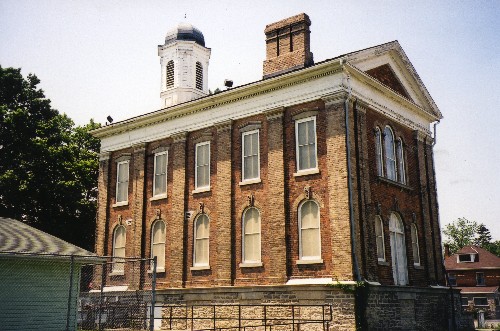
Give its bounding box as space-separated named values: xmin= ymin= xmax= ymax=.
xmin=473 ymin=297 xmax=488 ymax=306
xmin=242 ymin=130 xmax=260 ymax=182
xmin=153 ymin=151 xmax=168 ymax=197
xmin=411 ymin=223 xmax=420 ymax=266
xmin=384 ymin=126 xmax=397 ymax=181
xmin=375 ymin=216 xmax=386 ymax=261
xmin=396 ymin=138 xmax=406 ymax=184
xmin=299 ymin=200 xmax=321 ymax=260
xmin=389 ymin=213 xmax=408 ymax=285
xmin=116 ymin=161 xmax=129 ymax=204
xmin=195 ymin=142 xmax=210 ymax=190
xmin=242 ymin=207 xmax=261 ymax=263
xmin=295 ymin=116 xmax=317 ymax=172
xmin=375 ymin=127 xmax=384 ymax=177
xmin=194 ymin=214 xmax=209 ymax=266
xmin=476 ymin=272 xmax=485 ymax=286
xmin=112 ymin=225 xmax=126 ymax=273
xmin=151 ymin=220 xmax=165 ymax=272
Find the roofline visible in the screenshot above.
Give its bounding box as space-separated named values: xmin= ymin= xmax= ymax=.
xmin=0 ymin=251 xmax=105 ymax=263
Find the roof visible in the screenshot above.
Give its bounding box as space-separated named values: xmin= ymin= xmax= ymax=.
xmin=164 ymin=22 xmax=205 ymax=47
xmin=457 ymin=286 xmax=499 ymax=294
xmin=0 ymin=217 xmax=96 ymax=258
xmin=445 ymin=245 xmax=500 ymax=270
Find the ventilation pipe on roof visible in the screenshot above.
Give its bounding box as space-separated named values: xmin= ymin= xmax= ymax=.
xmin=342 ymin=64 xmax=361 ymax=282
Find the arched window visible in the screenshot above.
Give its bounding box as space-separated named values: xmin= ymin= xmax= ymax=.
xmin=195 ymin=62 xmax=203 ymax=90
xmin=112 ymin=225 xmax=126 ymax=273
xmin=384 ymin=126 xmax=397 ymax=181
xmin=166 ymin=60 xmax=174 ymax=88
xmin=396 ymin=138 xmax=406 ymax=184
xmin=410 ymin=223 xmax=420 ymax=266
xmin=194 ymin=214 xmax=209 ymax=266
xmin=298 ymin=200 xmax=321 ymax=260
xmin=389 ymin=213 xmax=408 ymax=285
xmin=374 ymin=127 xmax=384 ymax=177
xmin=242 ymin=207 xmax=261 ymax=263
xmin=151 ymin=220 xmax=166 ymax=271
xmin=375 ymin=216 xmax=385 ymax=261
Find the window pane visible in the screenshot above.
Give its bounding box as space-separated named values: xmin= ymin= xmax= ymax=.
xmin=397 ymin=140 xmax=406 ymax=184
xmin=411 ymin=225 xmax=420 ymax=264
xmin=152 ymin=243 xmax=165 ymax=269
xmin=297 ymin=119 xmax=316 ymax=171
xmin=302 ymin=228 xmax=320 ymax=257
xmin=244 ymin=233 xmax=259 ymax=261
xmin=375 ymin=129 xmax=384 ymax=176
xmin=384 ymin=127 xmax=397 ymax=181
xmin=194 ymin=238 xmax=208 ymax=265
xmin=298 ymin=121 xmax=308 ymax=145
xmin=243 ymin=208 xmax=260 ymax=262
xmin=196 ymin=144 xmax=210 ymax=188
xmin=301 ymin=201 xmax=319 ymax=229
xmin=375 ymin=217 xmax=385 ymax=260
xmin=243 ymin=132 xmax=259 ymax=180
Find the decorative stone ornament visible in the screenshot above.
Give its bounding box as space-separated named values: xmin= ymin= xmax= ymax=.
xmin=304 ymin=185 xmax=311 ymax=200
xmin=247 ymin=193 xmax=255 ymax=207
xmin=199 ymin=202 xmax=205 ymax=214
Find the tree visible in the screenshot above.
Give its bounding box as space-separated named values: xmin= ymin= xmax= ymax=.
xmin=475 ymin=223 xmax=492 ymax=248
xmin=0 ymin=66 xmax=100 ymax=250
xmin=443 ymin=218 xmax=479 ymax=255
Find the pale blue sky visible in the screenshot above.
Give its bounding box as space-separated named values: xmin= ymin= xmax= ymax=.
xmin=1 ymin=1 xmax=499 ymax=239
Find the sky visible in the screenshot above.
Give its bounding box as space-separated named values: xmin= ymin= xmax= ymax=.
xmin=1 ymin=1 xmax=499 ymax=239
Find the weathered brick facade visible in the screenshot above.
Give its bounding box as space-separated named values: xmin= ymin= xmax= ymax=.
xmin=91 ymin=13 xmax=469 ymax=330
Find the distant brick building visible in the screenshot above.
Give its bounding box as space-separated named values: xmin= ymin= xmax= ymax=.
xmin=445 ymin=245 xmax=500 ymax=318
xmin=92 ymin=13 xmax=471 ymax=330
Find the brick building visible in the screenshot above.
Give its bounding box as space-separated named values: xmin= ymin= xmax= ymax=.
xmin=92 ymin=13 xmax=471 ymax=330
xmin=445 ymin=245 xmax=500 ymax=318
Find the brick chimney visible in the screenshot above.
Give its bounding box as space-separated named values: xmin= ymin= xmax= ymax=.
xmin=444 ymin=244 xmax=451 ymax=257
xmin=263 ymin=13 xmax=314 ymax=79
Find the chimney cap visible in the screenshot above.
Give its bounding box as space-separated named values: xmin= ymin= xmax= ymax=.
xmin=264 ymin=13 xmax=311 ymax=34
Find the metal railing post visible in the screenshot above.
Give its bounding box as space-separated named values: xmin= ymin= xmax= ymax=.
xmin=65 ymin=255 xmax=75 ymax=331
xmin=97 ymin=262 xmax=106 ymax=331
xmin=149 ymin=256 xmax=157 ymax=331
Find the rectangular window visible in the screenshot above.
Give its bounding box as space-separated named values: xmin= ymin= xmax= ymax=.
xmin=295 ymin=117 xmax=317 ymax=172
xmin=476 ymin=272 xmax=485 ymax=286
xmin=242 ymin=130 xmax=260 ymax=182
xmin=473 ymin=297 xmax=488 ymax=306
xmin=116 ymin=161 xmax=129 ymax=203
xmin=448 ymin=273 xmax=457 ymax=286
xmin=195 ymin=142 xmax=210 ymax=190
xmin=461 ymin=297 xmax=468 ymax=306
xmin=153 ymin=151 xmax=168 ymax=197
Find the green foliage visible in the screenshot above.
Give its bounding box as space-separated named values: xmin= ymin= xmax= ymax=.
xmin=443 ymin=218 xmax=499 ymax=257
xmin=0 ymin=66 xmax=100 ymax=250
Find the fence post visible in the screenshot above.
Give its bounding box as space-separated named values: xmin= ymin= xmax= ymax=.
xmin=65 ymin=255 xmax=75 ymax=331
xmin=149 ymin=256 xmax=157 ymax=331
xmin=98 ymin=262 xmax=106 ymax=331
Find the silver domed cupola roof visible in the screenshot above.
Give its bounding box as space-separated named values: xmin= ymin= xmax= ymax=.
xmin=164 ymin=22 xmax=205 ymax=47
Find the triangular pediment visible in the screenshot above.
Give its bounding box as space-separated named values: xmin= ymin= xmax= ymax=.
xmin=345 ymin=41 xmax=442 ymax=119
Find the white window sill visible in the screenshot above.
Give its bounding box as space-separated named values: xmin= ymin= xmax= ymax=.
xmin=239 ymin=262 xmax=263 ymax=268
xmin=148 ymin=267 xmax=165 ymax=274
xmin=239 ymin=178 xmax=262 ymax=186
xmin=190 ymin=265 xmax=210 ymax=271
xmin=109 ymin=271 xmax=125 ymax=276
xmin=112 ymin=201 xmax=128 ymax=208
xmin=378 ymin=260 xmax=390 ymax=266
xmin=293 ymin=168 xmax=320 ymax=177
xmin=192 ymin=186 xmax=211 ymax=194
xmin=296 ymin=259 xmax=323 ymax=265
xmin=150 ymin=194 xmax=167 ymax=201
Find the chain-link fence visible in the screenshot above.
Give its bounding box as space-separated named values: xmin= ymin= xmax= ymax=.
xmin=0 ymin=252 xmax=156 ymax=331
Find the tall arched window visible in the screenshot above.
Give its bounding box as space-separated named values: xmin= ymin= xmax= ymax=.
xmin=375 ymin=216 xmax=385 ymax=261
xmin=242 ymin=207 xmax=261 ymax=263
xmin=374 ymin=127 xmax=384 ymax=176
xmin=384 ymin=126 xmax=397 ymax=181
xmin=396 ymin=138 xmax=406 ymax=184
xmin=194 ymin=214 xmax=209 ymax=267
xmin=151 ymin=220 xmax=166 ymax=271
xmin=166 ymin=60 xmax=174 ymax=88
xmin=389 ymin=213 xmax=408 ymax=285
xmin=298 ymin=200 xmax=321 ymax=261
xmin=195 ymin=62 xmax=203 ymax=90
xmin=410 ymin=223 xmax=420 ymax=266
xmin=112 ymin=225 xmax=126 ymax=273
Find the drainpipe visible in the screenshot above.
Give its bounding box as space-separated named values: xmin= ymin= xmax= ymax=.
xmin=342 ymin=62 xmax=361 ymax=282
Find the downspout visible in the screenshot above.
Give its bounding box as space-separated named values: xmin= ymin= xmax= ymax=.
xmin=342 ymin=62 xmax=361 ymax=282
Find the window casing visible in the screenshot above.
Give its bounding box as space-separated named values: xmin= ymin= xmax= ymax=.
xmin=153 ymin=151 xmax=168 ymax=197
xmin=151 ymin=220 xmax=166 ymax=272
xmin=166 ymin=60 xmax=174 ymax=88
xmin=389 ymin=213 xmax=408 ymax=285
xmin=375 ymin=127 xmax=384 ymax=176
xmin=295 ymin=116 xmax=318 ymax=173
xmin=116 ymin=161 xmax=129 ymax=204
xmin=298 ymin=200 xmax=321 ymax=261
xmin=112 ymin=225 xmax=126 ymax=273
xmin=384 ymin=126 xmax=397 ymax=181
xmin=195 ymin=62 xmax=203 ymax=90
xmin=194 ymin=214 xmax=209 ymax=267
xmin=242 ymin=130 xmax=260 ymax=182
xmin=375 ymin=216 xmax=386 ymax=261
xmin=195 ymin=142 xmax=210 ymax=190
xmin=410 ymin=224 xmax=420 ymax=266
xmin=242 ymin=207 xmax=261 ymax=263
xmin=396 ymin=138 xmax=406 ymax=184
xmin=448 ymin=273 xmax=457 ymax=286
xmin=473 ymin=297 xmax=488 ymax=306
xmin=476 ymin=272 xmax=485 ymax=286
